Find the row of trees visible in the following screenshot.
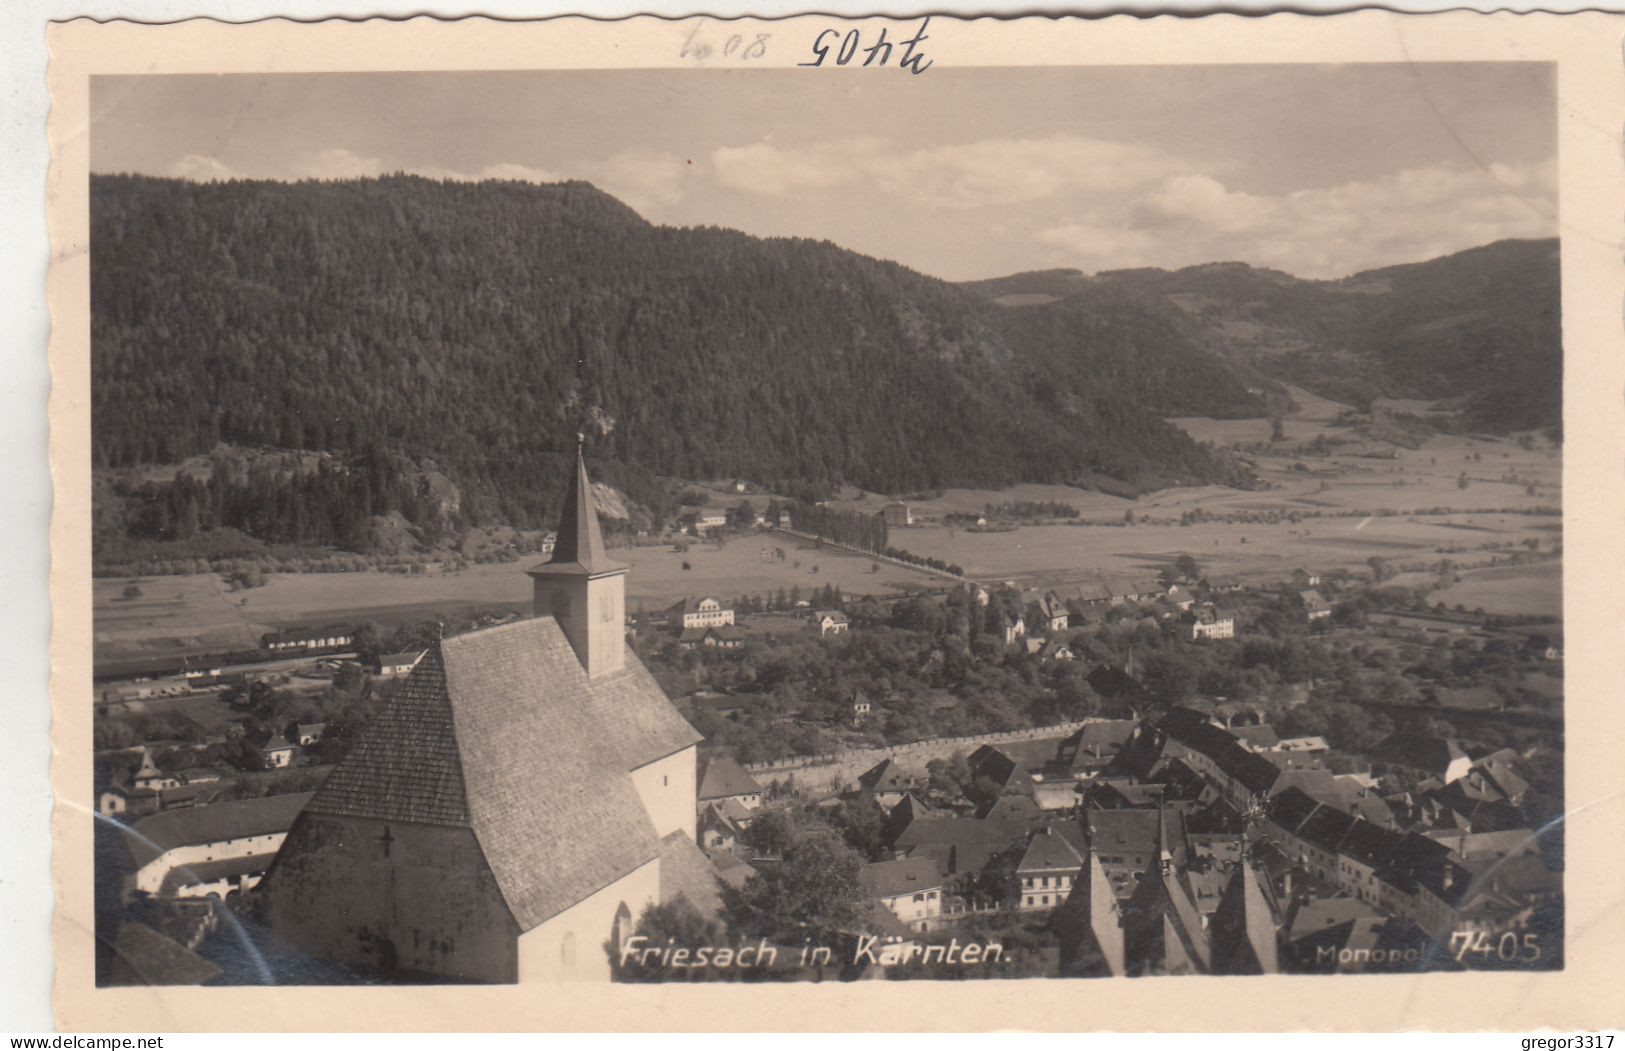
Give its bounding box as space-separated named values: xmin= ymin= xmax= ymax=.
xmin=789 ymin=503 xmax=888 ymax=555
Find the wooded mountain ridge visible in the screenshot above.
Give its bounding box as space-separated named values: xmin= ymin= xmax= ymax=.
xmin=963 ymin=238 xmax=1561 ymax=432
xmin=91 ymin=174 xmax=1262 ymax=547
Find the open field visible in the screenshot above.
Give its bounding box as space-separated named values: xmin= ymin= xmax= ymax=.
xmin=856 ymin=387 xmax=1560 ymax=595
xmin=891 ymin=515 xmax=1556 ymax=590
xmin=95 ymin=386 xmax=1562 ymax=663
xmin=95 ymin=534 xmax=940 ymax=662
xmin=1430 ymin=561 xmax=1563 ymax=619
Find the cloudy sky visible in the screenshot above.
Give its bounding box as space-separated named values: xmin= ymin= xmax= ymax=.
xmin=92 ymin=65 xmax=1556 ymax=281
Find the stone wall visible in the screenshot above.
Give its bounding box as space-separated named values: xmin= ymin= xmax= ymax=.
xmin=744 ymin=719 xmax=1098 ymax=794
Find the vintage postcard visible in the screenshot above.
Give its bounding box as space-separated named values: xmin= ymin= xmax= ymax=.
xmin=47 ymin=12 xmax=1625 ymax=1032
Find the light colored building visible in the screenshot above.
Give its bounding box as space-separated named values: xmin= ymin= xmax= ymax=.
xmin=260 ymin=735 xmax=294 ymax=769
xmin=697 ymin=756 xmax=763 ymax=813
xmin=121 ymin=791 xmax=314 ymax=898
xmin=1017 ymin=827 xmax=1084 ymax=911
xmin=813 ymin=610 xmax=849 ymax=637
xmin=1189 ymin=606 xmax=1236 ymax=640
xmin=667 ymin=596 xmax=734 ymax=630
xmin=860 ymin=857 xmax=943 ymax=932
xmin=259 ymin=445 xmax=702 ymax=983
xmin=377 ymin=651 xmax=425 ymax=677
xmin=1298 ymin=590 xmax=1333 ymax=622
xmin=261 ymin=627 xmax=354 ymax=653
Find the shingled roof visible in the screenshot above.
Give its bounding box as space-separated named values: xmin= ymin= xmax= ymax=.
xmin=124 ymin=792 xmax=315 ymax=871
xmin=108 ymin=923 xmax=222 ymax=987
xmin=1017 ymin=826 xmax=1085 ymax=875
xmin=857 ymin=758 xmax=917 ymax=795
xmin=528 ymin=443 xmax=627 ymax=578
xmin=698 ymin=756 xmax=762 ymax=802
xmin=306 ymin=617 xmax=700 ymax=931
xmin=1210 ymin=862 xmax=1280 ymax=975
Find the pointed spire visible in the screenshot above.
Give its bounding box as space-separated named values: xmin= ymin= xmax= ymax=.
xmin=534 ymin=435 xmax=627 ymax=577
xmin=1211 ymin=861 xmax=1280 ymax=975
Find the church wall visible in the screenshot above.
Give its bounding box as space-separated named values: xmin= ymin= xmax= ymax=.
xmin=630 ymin=745 xmax=697 ymax=841
xmin=259 ymin=812 xmax=520 ymax=983
xmin=517 ymin=857 xmax=659 ymax=982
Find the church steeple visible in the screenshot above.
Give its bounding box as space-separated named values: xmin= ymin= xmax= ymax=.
xmin=528 ymin=436 xmax=628 ymax=678
xmin=541 ymin=434 xmax=628 ymax=577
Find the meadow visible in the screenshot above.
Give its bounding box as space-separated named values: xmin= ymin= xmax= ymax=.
xmin=95 ymin=533 xmax=941 ymax=661
xmin=94 ymin=386 xmax=1563 ymax=663
xmin=1429 ymin=561 xmax=1563 ymax=619
xmin=864 ymin=386 xmax=1561 ymax=597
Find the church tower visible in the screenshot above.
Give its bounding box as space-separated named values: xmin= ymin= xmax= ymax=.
xmin=528 ymin=437 xmax=628 ymax=679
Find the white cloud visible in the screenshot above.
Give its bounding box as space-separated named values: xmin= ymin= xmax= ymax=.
xmin=712 ymin=135 xmax=1183 ymax=208
xmin=587 ymin=150 xmax=693 ymax=212
xmin=712 ymin=140 xmax=878 ymax=195
xmin=1038 ymin=161 xmax=1556 ymax=278
xmin=170 ymin=154 xmax=239 ymax=182
xmin=169 ymin=148 xmax=569 ymax=187
xmin=298 ymin=147 xmax=386 ymax=180
xmin=477 ymin=162 xmax=564 ymax=183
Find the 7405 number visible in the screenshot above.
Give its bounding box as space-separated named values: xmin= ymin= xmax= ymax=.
xmin=1449 ymin=930 xmax=1541 ymax=964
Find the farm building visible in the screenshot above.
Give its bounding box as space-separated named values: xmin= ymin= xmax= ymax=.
xmin=261 ymin=626 xmax=355 ymax=654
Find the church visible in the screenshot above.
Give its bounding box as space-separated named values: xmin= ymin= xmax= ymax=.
xmin=257 ymin=444 xmax=702 ymax=983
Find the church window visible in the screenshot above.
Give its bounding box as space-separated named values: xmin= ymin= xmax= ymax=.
xmin=611 ymin=902 xmax=633 ymax=958
xmin=560 ymin=931 xmax=577 ymax=970
xmin=551 ymin=589 xmax=571 ymax=621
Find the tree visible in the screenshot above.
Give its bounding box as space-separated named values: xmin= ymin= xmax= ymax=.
xmin=121 ymin=583 xmax=143 ymax=600
xmin=732 ymin=815 xmax=866 ymax=942
xmin=1175 ymin=554 xmax=1201 ymax=582
xmin=1270 ymin=416 xmax=1286 ymax=443
xmin=829 ymin=798 xmax=889 ymax=859
xmin=617 ymin=898 xmax=725 ymax=980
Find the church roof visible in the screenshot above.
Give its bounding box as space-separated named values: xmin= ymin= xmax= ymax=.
xmin=658 ymin=830 xmax=726 ymax=920
xmin=1210 ymin=862 xmax=1280 ymax=974
xmin=529 ymin=444 xmax=627 ymax=578
xmin=305 ymin=616 xmax=699 ymax=931
xmin=1054 ymin=850 xmax=1125 ymax=977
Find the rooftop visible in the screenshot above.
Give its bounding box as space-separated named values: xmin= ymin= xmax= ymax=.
xmin=860 ymin=856 xmax=942 ymax=899
xmin=303 ymin=616 xmax=700 ymax=932
xmin=125 ymin=792 xmax=314 ymax=870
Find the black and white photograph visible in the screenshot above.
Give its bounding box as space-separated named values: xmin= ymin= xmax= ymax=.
xmin=76 ymin=47 xmax=1574 ymax=993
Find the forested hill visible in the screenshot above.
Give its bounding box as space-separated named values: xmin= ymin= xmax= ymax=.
xmin=91 ymin=174 xmax=1264 ymax=535
xmin=966 ymin=240 xmax=1561 ymax=432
